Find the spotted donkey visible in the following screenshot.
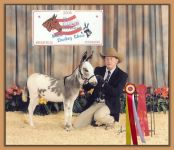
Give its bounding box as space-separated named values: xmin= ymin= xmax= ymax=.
xmin=23 ymin=51 xmax=97 ymax=131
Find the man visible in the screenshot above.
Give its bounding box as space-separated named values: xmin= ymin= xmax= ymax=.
xmin=73 ymin=48 xmax=128 ymax=129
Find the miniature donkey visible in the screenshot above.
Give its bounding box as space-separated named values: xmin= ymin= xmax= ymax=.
xmin=23 ymin=51 xmax=97 ymax=131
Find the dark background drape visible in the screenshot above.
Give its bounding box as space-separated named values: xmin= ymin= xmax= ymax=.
xmin=5 ymin=5 xmax=169 ymax=88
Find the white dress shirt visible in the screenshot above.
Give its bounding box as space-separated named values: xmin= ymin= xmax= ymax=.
xmin=104 ymin=66 xmax=116 ymax=81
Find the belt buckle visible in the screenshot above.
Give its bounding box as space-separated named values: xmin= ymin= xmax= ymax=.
xmin=96 ymin=98 xmax=105 ymax=103
xmin=99 ymin=99 xmax=105 ymax=103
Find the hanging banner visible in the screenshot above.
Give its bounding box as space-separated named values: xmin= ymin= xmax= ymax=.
xmin=32 ymin=10 xmax=103 ymax=45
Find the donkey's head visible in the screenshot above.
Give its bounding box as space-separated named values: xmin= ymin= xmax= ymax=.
xmin=79 ymin=51 xmax=97 ymax=86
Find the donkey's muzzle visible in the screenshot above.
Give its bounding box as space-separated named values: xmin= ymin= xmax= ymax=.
xmin=87 ymin=75 xmax=98 ymax=86
xmin=90 ymin=81 xmax=98 ymax=86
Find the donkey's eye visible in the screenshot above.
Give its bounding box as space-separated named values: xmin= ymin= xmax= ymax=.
xmin=83 ymin=68 xmax=89 ymax=72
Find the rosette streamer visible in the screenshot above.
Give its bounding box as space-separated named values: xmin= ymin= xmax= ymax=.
xmin=125 ymin=83 xmax=145 ymax=145
xmin=132 ymin=94 xmax=146 ymax=143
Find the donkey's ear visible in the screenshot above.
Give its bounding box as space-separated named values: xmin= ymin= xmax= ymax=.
xmin=80 ymin=51 xmax=88 ymax=64
xmin=86 ymin=51 xmax=93 ymax=61
xmin=53 ymin=14 xmax=56 ymax=18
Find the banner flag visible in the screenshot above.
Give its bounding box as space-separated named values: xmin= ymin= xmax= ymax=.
xmin=32 ymin=10 xmax=103 ymax=45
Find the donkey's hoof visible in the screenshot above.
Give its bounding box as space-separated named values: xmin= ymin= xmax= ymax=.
xmin=65 ymin=127 xmax=71 ymax=132
xmin=29 ymin=123 xmax=35 ymax=128
xmin=64 ymin=124 xmax=72 ymax=131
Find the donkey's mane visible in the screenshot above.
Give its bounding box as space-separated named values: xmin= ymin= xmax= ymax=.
xmin=63 ymin=65 xmax=80 ymax=86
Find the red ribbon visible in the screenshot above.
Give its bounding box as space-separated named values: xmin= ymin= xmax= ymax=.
xmin=127 ymin=94 xmax=138 ymax=145
xmin=56 ymin=15 xmax=76 ymax=22
xmin=54 ymin=27 xmax=82 ymax=36
xmin=136 ymin=85 xmax=149 ymax=136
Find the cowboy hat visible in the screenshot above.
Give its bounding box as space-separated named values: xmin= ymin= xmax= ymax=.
xmin=100 ymin=48 xmax=123 ymax=63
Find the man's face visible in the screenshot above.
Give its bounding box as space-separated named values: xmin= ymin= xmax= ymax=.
xmin=104 ymin=56 xmax=118 ymax=70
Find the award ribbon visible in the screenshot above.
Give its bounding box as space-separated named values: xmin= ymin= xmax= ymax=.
xmin=125 ymin=83 xmax=145 ymax=145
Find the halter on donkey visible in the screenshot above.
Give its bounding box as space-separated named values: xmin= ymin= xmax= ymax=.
xmin=23 ymin=51 xmax=97 ymax=131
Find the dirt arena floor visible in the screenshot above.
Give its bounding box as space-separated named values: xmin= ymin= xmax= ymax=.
xmin=5 ymin=111 xmax=169 ymax=145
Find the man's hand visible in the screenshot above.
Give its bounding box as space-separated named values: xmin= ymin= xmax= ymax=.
xmin=96 ymin=75 xmax=105 ymax=86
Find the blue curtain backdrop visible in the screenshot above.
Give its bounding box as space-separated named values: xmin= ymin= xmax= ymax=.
xmin=5 ymin=5 xmax=169 ymax=88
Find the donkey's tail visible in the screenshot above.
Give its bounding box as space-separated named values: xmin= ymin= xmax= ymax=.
xmin=22 ymin=86 xmax=28 ymax=102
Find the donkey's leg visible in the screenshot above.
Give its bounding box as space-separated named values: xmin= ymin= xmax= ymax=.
xmin=69 ymin=99 xmax=76 ymax=128
xmin=63 ymin=101 xmax=72 ymax=131
xmin=28 ymin=95 xmax=38 ymax=127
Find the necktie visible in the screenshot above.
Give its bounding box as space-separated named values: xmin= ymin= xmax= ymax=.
xmin=98 ymin=70 xmax=111 ymax=102
xmin=105 ymin=71 xmax=111 ymax=83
